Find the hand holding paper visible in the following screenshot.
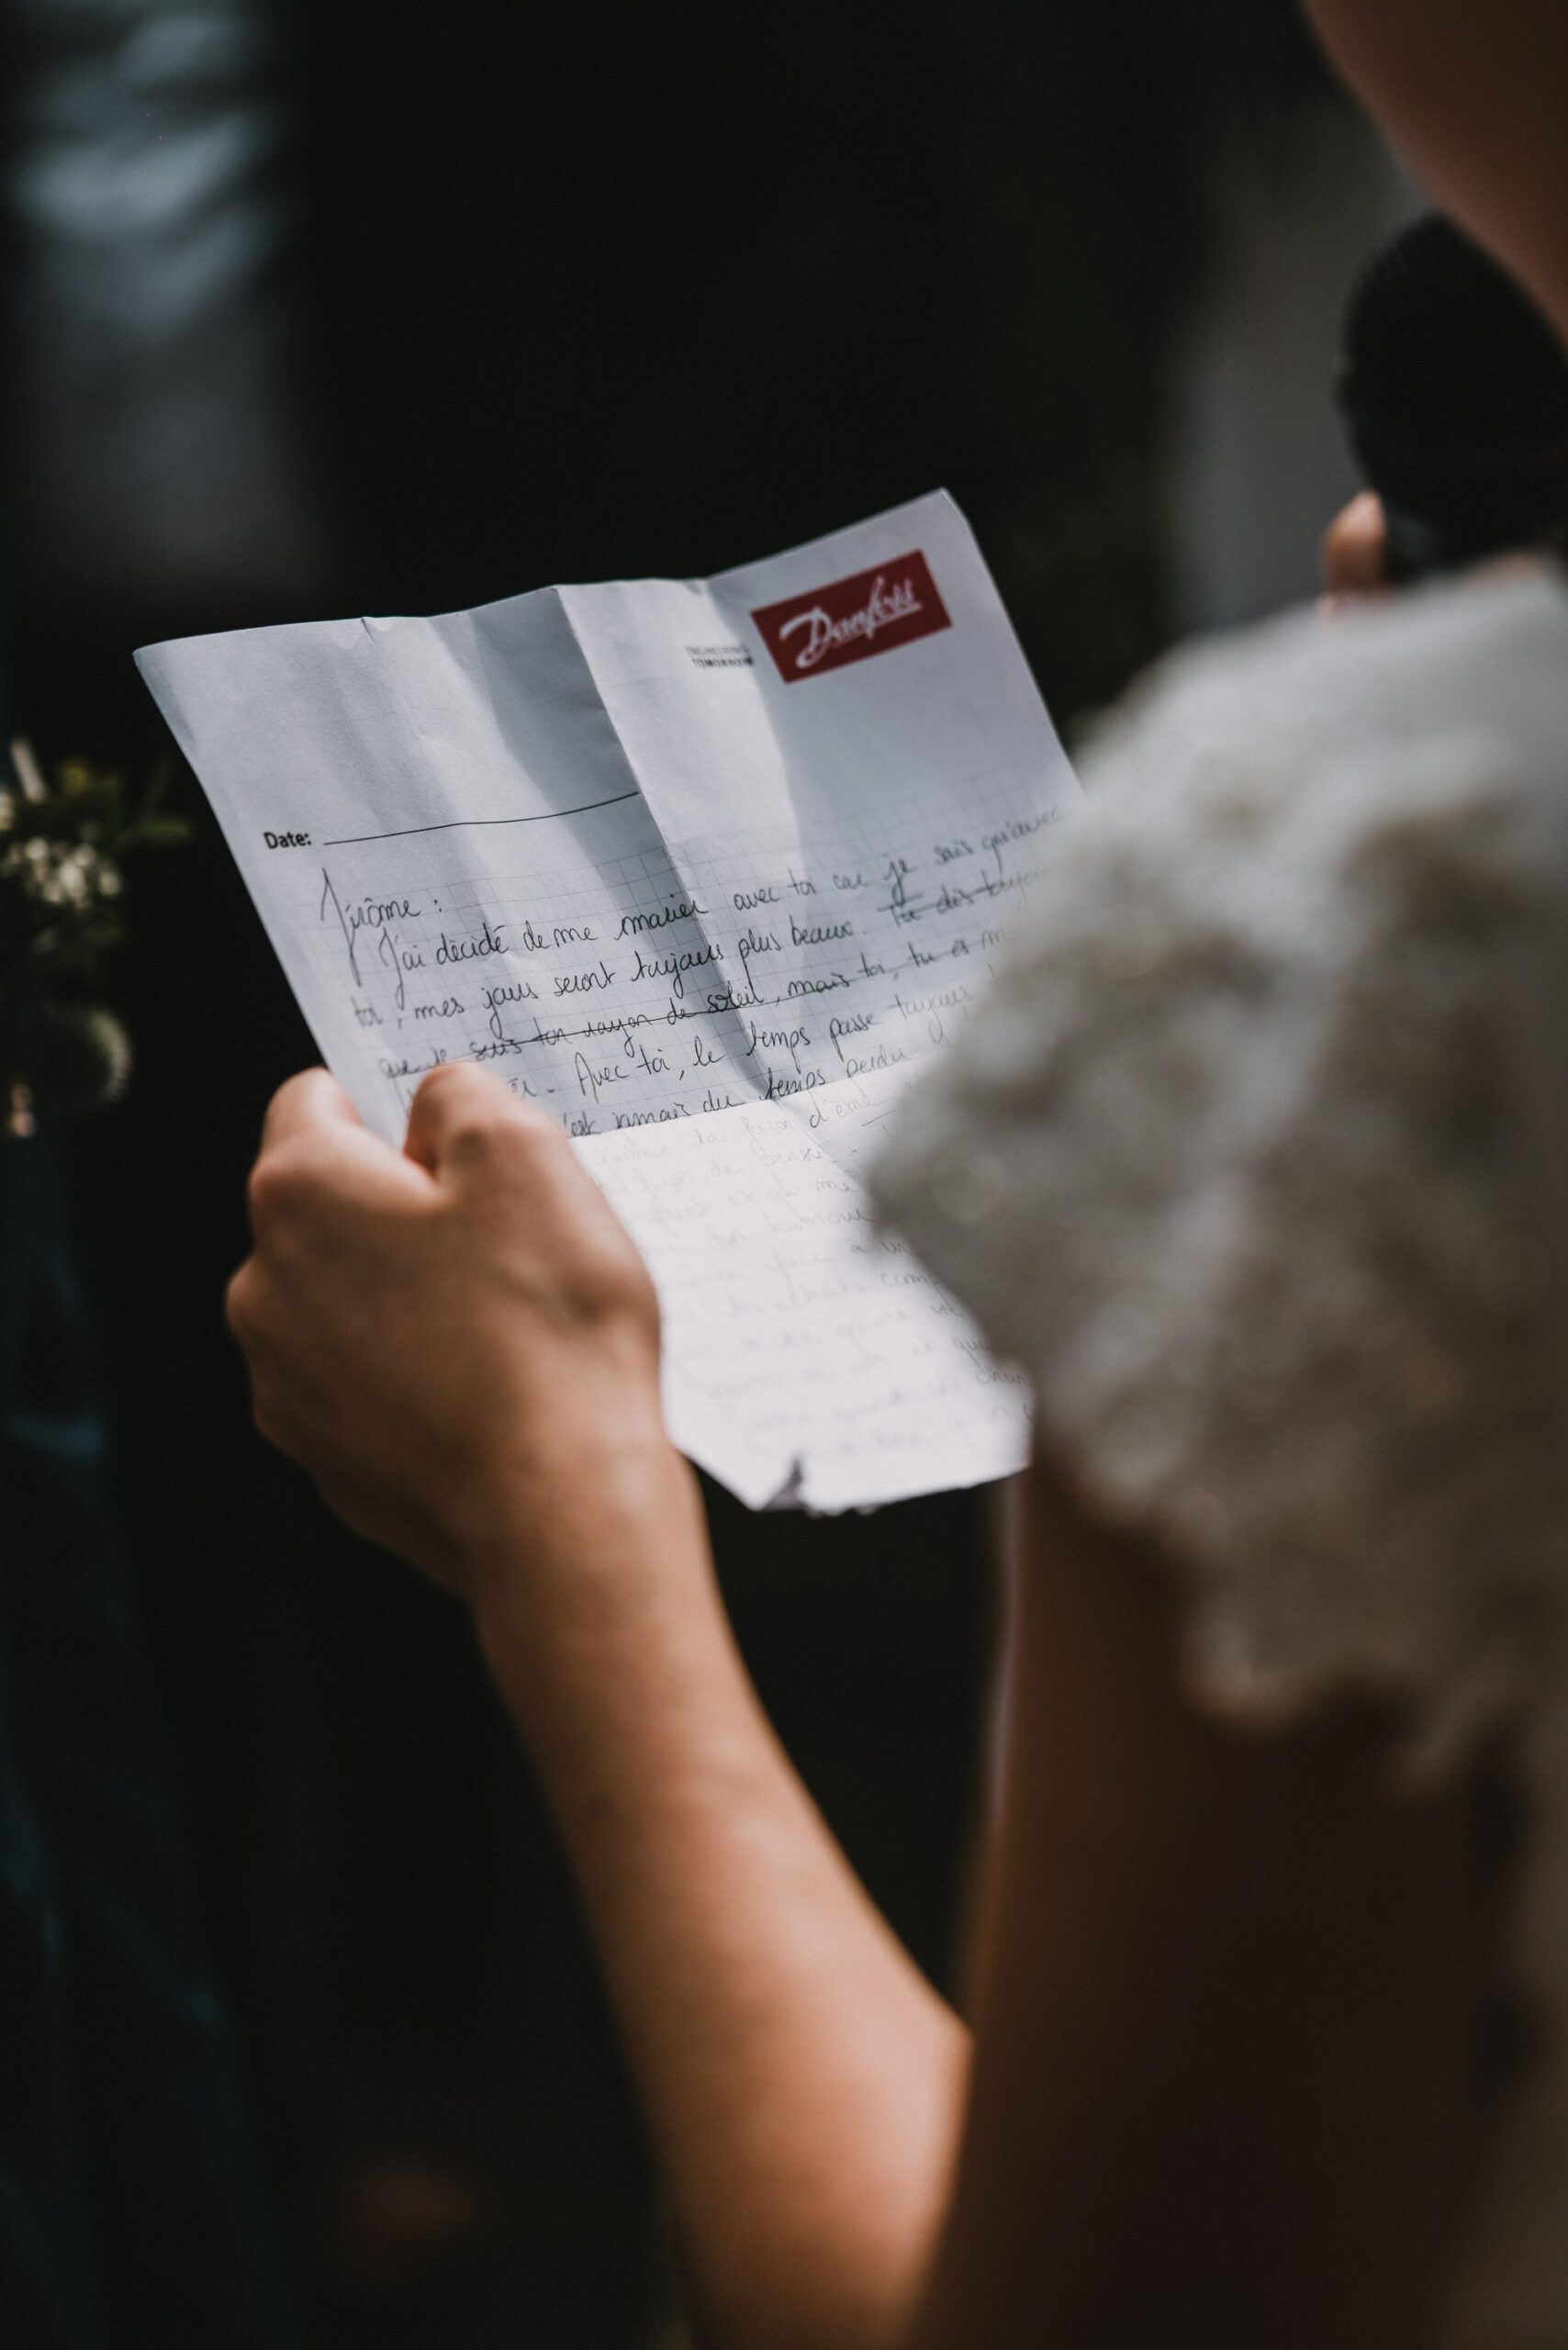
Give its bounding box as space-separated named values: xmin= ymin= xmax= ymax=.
xmin=141 ymin=494 xmax=1076 ymax=1508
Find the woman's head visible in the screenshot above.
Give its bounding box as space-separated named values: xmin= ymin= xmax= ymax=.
xmin=1303 ymin=0 xmax=1568 ymax=343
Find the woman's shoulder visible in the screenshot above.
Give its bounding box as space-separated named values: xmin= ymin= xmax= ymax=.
xmin=873 ymin=566 xmax=1568 ymax=1762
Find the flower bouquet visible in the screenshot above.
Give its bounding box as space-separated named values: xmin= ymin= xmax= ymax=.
xmin=1 ymin=740 xmax=191 ymax=1136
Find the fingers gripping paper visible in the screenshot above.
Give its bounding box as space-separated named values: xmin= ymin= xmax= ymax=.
xmin=139 ymin=493 xmax=1076 ymax=1509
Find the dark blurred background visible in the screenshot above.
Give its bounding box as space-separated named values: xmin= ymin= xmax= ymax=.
xmin=0 ymin=5 xmax=1414 ymax=2342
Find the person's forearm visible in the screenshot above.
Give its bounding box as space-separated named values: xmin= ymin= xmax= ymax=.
xmin=470 ymin=1444 xmax=969 ymax=2350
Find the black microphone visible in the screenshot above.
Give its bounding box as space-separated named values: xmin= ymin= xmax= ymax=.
xmin=1335 ymin=211 xmax=1568 ymax=579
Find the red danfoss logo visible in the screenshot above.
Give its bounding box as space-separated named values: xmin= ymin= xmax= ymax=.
xmin=751 ymin=552 xmax=951 ymax=682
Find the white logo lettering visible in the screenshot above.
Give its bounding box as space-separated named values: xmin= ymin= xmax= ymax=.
xmin=776 ymin=572 xmax=923 ymax=670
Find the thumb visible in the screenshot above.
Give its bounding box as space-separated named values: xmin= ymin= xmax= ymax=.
xmin=403 ymin=1060 xmax=553 ymax=1178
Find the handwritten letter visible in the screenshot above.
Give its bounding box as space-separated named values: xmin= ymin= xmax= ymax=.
xmin=139 ymin=493 xmax=1075 ymax=1508
xmin=580 ymin=1066 xmax=1029 ymax=1511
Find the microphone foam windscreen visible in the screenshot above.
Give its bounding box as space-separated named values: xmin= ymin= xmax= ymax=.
xmin=1340 ymin=213 xmax=1568 ymax=455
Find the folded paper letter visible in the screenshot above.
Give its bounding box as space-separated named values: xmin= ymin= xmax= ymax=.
xmin=139 ymin=493 xmax=1077 ymax=1508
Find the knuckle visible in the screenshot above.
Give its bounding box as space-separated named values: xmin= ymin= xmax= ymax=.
xmin=245 ymin=1153 xmax=290 ymax=1230
xmin=266 ymin=1070 xmax=312 ymax=1124
xmin=420 ymin=1064 xmax=562 ymax=1159
xmin=416 ymin=1062 xmax=495 ymax=1131
xmin=243 ymin=1165 xmax=274 ymax=1234
xmin=446 ymin=1110 xmax=511 ymax=1164
xmin=462 ymin=1100 xmax=566 ymax=1180
xmin=224 ymin=1262 xmax=254 ymax=1340
xmin=245 ymin=1137 xmax=319 ymax=1233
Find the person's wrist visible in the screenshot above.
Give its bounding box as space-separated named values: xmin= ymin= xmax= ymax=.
xmin=464 ymin=1431 xmax=722 ymax=1769
xmin=460 ymin=1416 xmax=707 ymax=1628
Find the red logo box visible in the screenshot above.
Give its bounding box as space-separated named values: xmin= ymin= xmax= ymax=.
xmin=751 ymin=550 xmax=951 ymax=683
